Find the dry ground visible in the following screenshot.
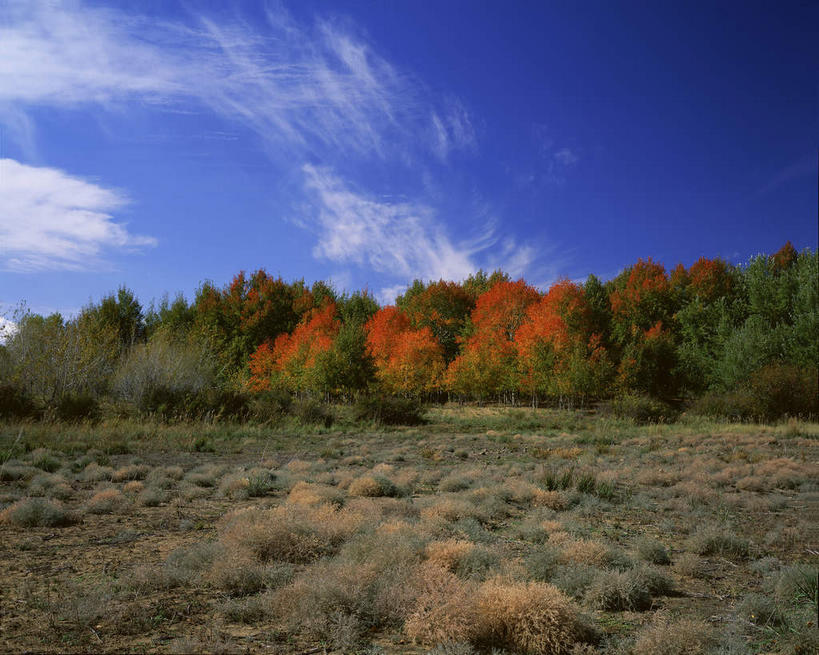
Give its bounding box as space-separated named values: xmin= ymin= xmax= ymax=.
xmin=0 ymin=408 xmax=817 ymax=654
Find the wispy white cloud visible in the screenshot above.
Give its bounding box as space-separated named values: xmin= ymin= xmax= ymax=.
xmin=430 ymin=99 xmax=477 ymax=161
xmin=0 ymin=1 xmax=473 ymax=162
xmin=302 ymin=165 xmax=533 ymax=302
xmin=0 ymin=158 xmax=156 ymax=272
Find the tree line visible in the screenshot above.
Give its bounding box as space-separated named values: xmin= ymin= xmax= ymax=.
xmin=1 ymin=242 xmax=816 ymax=422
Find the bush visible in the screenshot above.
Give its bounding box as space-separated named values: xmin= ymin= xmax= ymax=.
xmin=688 ymin=528 xmax=750 ymax=561
xmin=0 ymin=384 xmax=36 ymax=419
xmin=0 ymin=497 xmax=79 ymax=527
xmin=636 ymin=537 xmax=671 ymax=565
xmin=188 ymin=388 xmax=250 ymax=421
xmin=584 ymin=570 xmax=652 ymax=611
xmin=605 ymin=394 xmax=677 ymax=424
xmin=472 ymin=579 xmax=599 ymax=654
xmin=748 ymin=363 xmax=818 ymax=420
xmin=353 ymin=394 xmax=425 ymax=426
xmin=55 ymin=393 xmax=99 ymax=422
xmin=631 ymin=615 xmax=715 ymax=655
xmin=687 ymin=389 xmax=757 ymax=420
xmin=139 ymin=384 xmax=187 ymax=420
xmin=249 ymin=388 xmax=292 ymax=422
xmin=348 ymin=475 xmax=401 ymax=498
xmin=291 ymin=397 xmax=335 ymax=427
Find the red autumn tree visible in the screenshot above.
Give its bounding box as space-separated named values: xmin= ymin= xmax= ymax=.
xmin=687 ymin=257 xmax=733 ymax=301
xmin=365 ymin=306 xmax=445 ymax=395
xmin=516 ymin=280 xmax=612 ymax=404
xmin=447 ymin=280 xmax=539 ymax=400
xmin=397 ymin=280 xmax=474 ymax=363
xmin=247 ymin=302 xmax=340 ymax=393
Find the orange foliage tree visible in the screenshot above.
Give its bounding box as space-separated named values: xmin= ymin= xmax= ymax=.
xmin=446 ymin=280 xmax=539 ymax=400
xmin=365 ymin=307 xmax=445 ymax=395
xmin=397 ymin=280 xmax=474 ymax=363
xmin=247 ymin=302 xmax=340 ymax=393
xmin=516 ymin=280 xmax=612 ymax=405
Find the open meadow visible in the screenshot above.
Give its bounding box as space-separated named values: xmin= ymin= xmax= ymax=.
xmin=1 ymin=407 xmax=817 ymax=655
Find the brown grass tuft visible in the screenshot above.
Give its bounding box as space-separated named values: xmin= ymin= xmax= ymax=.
xmin=426 ymin=539 xmax=475 ymax=572
xmin=631 ymin=615 xmax=715 ymax=655
xmin=86 ymin=488 xmax=127 ymax=514
xmin=219 ymin=503 xmax=365 ymax=564
xmin=473 ymin=579 xmax=597 ymax=654
xmin=404 ymin=563 xmax=478 ymax=645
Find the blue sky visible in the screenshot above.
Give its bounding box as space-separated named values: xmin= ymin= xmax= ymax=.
xmin=1 ymin=0 xmax=816 ymax=320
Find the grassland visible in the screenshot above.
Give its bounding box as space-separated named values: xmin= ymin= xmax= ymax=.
xmin=0 ymin=407 xmax=817 ymax=654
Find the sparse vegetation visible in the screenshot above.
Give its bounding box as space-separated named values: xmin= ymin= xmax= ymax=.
xmin=0 ymin=408 xmax=816 ymax=652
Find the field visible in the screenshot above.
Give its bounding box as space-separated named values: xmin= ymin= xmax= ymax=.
xmin=1 ymin=407 xmax=817 ymax=654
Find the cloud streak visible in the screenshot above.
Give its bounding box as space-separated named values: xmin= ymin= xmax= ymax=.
xmin=0 ymin=1 xmax=473 ymax=162
xmin=302 ymin=165 xmax=533 ymax=302
xmin=0 ymin=158 xmax=156 ymax=272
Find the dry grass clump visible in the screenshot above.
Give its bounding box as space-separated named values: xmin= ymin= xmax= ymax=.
xmin=584 ymin=570 xmax=652 ymax=611
xmin=81 ymin=462 xmax=114 ymax=482
xmin=138 ymin=486 xmax=167 ymax=507
xmin=404 ymin=563 xmax=478 ymax=646
xmin=271 ymin=532 xmax=422 ymax=651
xmin=27 ymin=472 xmax=68 ymax=497
xmin=164 ymin=465 xmax=185 ymax=480
xmin=285 ymin=458 xmax=313 ymax=473
xmin=636 ymin=537 xmax=671 ymax=565
xmin=122 ymin=480 xmax=144 ymax=494
xmin=472 ymin=579 xmax=598 ymax=655
xmin=631 ymin=615 xmax=715 ymax=655
xmin=207 ymin=557 xmax=292 ymax=597
xmin=218 ymin=472 xmax=251 ymax=499
xmin=185 ymin=464 xmax=226 ymax=488
xmin=551 ymin=533 xmax=617 ymax=568
xmin=688 ymin=527 xmax=750 ymax=560
xmin=0 ymin=497 xmax=79 ymax=527
xmin=406 ymin=566 xmax=597 ymax=654
xmin=111 ymin=464 xmax=150 ymax=482
xmin=532 ymin=489 xmax=568 ymax=510
xmin=86 ymin=488 xmax=128 ymax=514
xmin=219 ymin=503 xmax=365 ymax=564
xmin=420 ymin=497 xmax=481 ymax=523
xmin=439 ymin=473 xmax=474 ymax=492
xmin=424 ymin=538 xmax=500 ymax=581
xmin=673 ymin=552 xmax=708 ymax=579
xmin=0 ymin=461 xmax=34 ymax=482
xmin=287 ymin=480 xmax=344 ymax=507
xmin=348 ymin=474 xmax=401 ymax=497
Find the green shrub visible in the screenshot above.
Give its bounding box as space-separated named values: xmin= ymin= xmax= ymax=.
xmin=189 ymin=388 xmax=250 ymax=420
xmin=292 ymin=397 xmax=334 ymax=427
xmin=55 ymin=393 xmax=99 ymax=422
xmin=748 ymin=363 xmax=819 ymax=420
xmin=687 ymin=389 xmax=757 ymax=420
xmin=139 ymin=384 xmax=187 ymax=420
xmin=249 ymin=388 xmax=292 ymax=422
xmin=352 ymin=394 xmax=425 ymax=426
xmin=0 ymin=384 xmax=36 ymax=419
xmin=30 ymin=451 xmax=60 ymax=473
xmin=542 ymin=468 xmax=574 ymax=491
xmin=606 ymin=394 xmax=677 ymax=424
